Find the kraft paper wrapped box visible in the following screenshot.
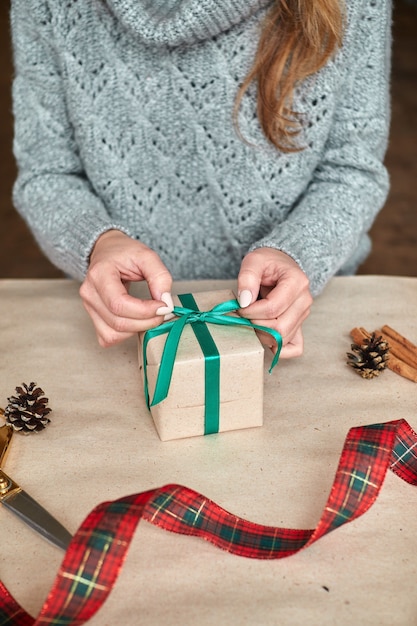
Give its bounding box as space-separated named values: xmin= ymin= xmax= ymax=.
xmin=138 ymin=289 xmax=267 ymax=441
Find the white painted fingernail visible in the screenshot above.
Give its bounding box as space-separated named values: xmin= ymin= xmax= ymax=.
xmin=163 ymin=312 xmax=176 ymax=321
xmin=156 ymin=305 xmax=173 ymax=315
xmin=156 ymin=292 xmax=174 ymax=315
xmin=161 ymin=292 xmax=174 ymax=309
xmin=238 ymin=290 xmax=252 ymax=308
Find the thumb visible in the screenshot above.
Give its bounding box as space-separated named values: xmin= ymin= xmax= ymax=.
xmin=237 ymin=254 xmax=262 ymax=308
xmin=141 ymin=254 xmax=174 ymax=312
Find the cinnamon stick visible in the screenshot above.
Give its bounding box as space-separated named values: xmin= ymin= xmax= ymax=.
xmin=350 ymin=326 xmax=371 ymax=346
xmin=350 ymin=326 xmax=417 ymax=383
xmin=378 ymin=325 xmax=417 ymax=370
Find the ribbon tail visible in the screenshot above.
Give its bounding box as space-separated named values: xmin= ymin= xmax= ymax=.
xmin=202 ymin=313 xmax=283 ymax=372
xmin=149 ymin=314 xmax=189 ymax=406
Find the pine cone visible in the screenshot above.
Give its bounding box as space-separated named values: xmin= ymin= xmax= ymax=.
xmin=4 ymin=382 xmax=51 ymax=434
xmin=347 ymin=333 xmax=390 ymax=379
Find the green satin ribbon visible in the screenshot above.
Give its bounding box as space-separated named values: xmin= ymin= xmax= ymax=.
xmin=142 ymin=295 xmax=282 ymax=435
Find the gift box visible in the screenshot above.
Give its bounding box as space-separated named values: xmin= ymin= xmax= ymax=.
xmin=138 ymin=289 xmax=279 ymax=442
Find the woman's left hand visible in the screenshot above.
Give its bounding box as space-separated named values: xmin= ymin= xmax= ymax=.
xmin=237 ymin=248 xmax=313 ymax=358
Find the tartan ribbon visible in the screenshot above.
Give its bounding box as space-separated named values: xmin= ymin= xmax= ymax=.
xmin=1 ymin=418 xmax=416 ymax=625
xmin=142 ymin=296 xmax=282 ymax=434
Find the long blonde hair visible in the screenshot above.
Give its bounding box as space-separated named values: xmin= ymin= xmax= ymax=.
xmin=235 ymin=0 xmax=344 ymax=151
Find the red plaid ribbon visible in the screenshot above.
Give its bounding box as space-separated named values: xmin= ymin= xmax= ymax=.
xmin=1 ymin=418 xmax=416 ymax=625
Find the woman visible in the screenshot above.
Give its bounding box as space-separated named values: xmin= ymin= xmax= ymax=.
xmin=10 ymin=0 xmax=391 ymax=356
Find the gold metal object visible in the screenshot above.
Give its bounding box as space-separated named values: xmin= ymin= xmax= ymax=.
xmin=0 ymin=407 xmax=72 ymax=549
xmin=0 ymin=469 xmax=22 ymax=501
xmin=0 ymin=414 xmax=18 ymax=500
xmin=0 ymin=421 xmax=13 ymax=467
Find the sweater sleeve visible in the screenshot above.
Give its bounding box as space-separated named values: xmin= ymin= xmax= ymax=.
xmin=10 ymin=0 xmax=133 ymax=280
xmin=249 ymin=0 xmax=392 ymax=297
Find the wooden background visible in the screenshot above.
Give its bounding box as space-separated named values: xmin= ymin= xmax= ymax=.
xmin=1 ymin=1 xmax=416 ymax=279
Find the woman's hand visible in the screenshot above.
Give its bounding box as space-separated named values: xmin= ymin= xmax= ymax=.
xmin=237 ymin=248 xmax=313 ymax=358
xmin=79 ymin=230 xmax=174 ymax=347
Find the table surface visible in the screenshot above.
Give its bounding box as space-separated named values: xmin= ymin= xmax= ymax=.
xmin=1 ymin=276 xmax=416 ymax=625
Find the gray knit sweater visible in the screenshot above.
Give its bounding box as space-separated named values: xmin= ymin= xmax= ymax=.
xmin=10 ymin=0 xmax=391 ymax=295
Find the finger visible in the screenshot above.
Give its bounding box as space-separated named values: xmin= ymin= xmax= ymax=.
xmin=279 ymin=327 xmax=304 ymax=358
xmin=251 ymin=303 xmax=307 ymax=348
xmin=82 ymin=265 xmax=171 ymax=322
xmin=136 ymin=253 xmax=173 ymax=308
xmin=236 ymin=255 xmax=263 ymax=309
xmin=239 ymin=274 xmax=311 ymax=321
xmin=237 ymin=249 xmax=297 ymax=312
xmin=255 ymin=324 xmax=304 ymax=358
xmin=82 ymin=300 xmax=164 ymax=347
xmin=80 ymin=286 xmax=171 ymax=351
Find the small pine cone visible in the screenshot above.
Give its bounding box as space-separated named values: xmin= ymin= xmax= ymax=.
xmin=347 ymin=333 xmax=390 ymax=379
xmin=4 ymin=382 xmax=51 ymax=434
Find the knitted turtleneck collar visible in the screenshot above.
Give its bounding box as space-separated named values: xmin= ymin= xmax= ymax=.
xmin=105 ymin=0 xmax=272 ymax=45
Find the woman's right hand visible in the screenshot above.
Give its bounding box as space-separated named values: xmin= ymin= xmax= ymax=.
xmin=79 ymin=230 xmax=174 ymax=347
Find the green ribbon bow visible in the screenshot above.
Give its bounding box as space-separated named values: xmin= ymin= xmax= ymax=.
xmin=142 ymin=294 xmax=282 ymax=435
